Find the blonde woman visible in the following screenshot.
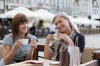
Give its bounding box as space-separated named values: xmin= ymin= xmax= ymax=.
xmin=44 ymin=12 xmax=85 ymax=62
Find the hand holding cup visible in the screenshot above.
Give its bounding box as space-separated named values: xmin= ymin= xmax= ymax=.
xmin=30 ymin=40 xmax=38 ymax=50
xmin=13 ymin=39 xmax=22 ymax=49
xmin=57 ymin=33 xmax=74 ymax=46
xmin=45 ymin=34 xmax=54 ymax=44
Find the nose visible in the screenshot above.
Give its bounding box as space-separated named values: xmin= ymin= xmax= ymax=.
xmin=24 ymin=22 xmax=28 ymax=27
xmin=56 ymin=23 xmax=61 ymax=29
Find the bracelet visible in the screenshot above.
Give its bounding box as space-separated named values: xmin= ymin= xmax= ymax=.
xmin=30 ymin=51 xmax=34 ymax=56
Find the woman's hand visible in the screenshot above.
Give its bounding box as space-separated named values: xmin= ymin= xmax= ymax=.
xmin=30 ymin=40 xmax=38 ymax=50
xmin=45 ymin=34 xmax=53 ymax=44
xmin=26 ymin=40 xmax=38 ymax=60
xmin=57 ymin=33 xmax=74 ymax=46
xmin=13 ymin=40 xmax=22 ymax=49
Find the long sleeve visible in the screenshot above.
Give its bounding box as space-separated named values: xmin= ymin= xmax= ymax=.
xmin=78 ymin=34 xmax=85 ymax=53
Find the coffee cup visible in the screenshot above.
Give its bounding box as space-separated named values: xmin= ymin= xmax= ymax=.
xmin=44 ymin=59 xmax=49 ymax=66
xmin=53 ymin=34 xmax=60 ymax=40
xmin=21 ymin=39 xmax=29 ymax=45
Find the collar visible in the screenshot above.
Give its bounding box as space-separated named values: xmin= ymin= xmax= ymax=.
xmin=69 ymin=31 xmax=76 ymax=40
xmin=69 ymin=31 xmax=74 ymax=37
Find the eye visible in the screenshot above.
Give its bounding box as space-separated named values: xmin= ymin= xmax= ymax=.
xmin=59 ymin=21 xmax=62 ymax=23
xmin=55 ymin=22 xmax=57 ymax=26
xmin=20 ymin=22 xmax=24 ymax=25
xmin=25 ymin=22 xmax=28 ymax=24
xmin=58 ymin=20 xmax=63 ymax=24
xmin=20 ymin=22 xmax=28 ymax=25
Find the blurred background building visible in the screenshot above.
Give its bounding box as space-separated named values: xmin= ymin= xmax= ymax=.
xmin=0 ymin=0 xmax=100 ymax=17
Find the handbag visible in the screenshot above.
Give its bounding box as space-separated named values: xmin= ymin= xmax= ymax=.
xmin=68 ymin=36 xmax=80 ymax=66
xmin=59 ymin=45 xmax=70 ymax=66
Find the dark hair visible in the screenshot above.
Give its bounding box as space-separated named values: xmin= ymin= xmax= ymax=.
xmin=37 ymin=19 xmax=44 ymax=29
xmin=12 ymin=13 xmax=28 ymax=42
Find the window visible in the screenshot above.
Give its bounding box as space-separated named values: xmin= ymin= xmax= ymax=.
xmin=63 ymin=0 xmax=66 ymax=8
xmin=38 ymin=0 xmax=41 ymax=3
xmin=45 ymin=0 xmax=49 ymax=5
xmin=19 ymin=0 xmax=23 ymax=4
xmin=16 ymin=0 xmax=19 ymax=3
xmin=0 ymin=0 xmax=3 ymax=1
xmin=50 ymin=0 xmax=53 ymax=6
xmin=62 ymin=0 xmax=65 ymax=8
xmin=97 ymin=9 xmax=98 ymax=14
xmin=22 ymin=0 xmax=30 ymax=5
xmin=13 ymin=0 xmax=19 ymax=3
xmin=41 ymin=0 xmax=44 ymax=3
xmin=59 ymin=0 xmax=63 ymax=8
xmin=84 ymin=0 xmax=89 ymax=2
xmin=7 ymin=0 xmax=13 ymax=3
xmin=53 ymin=0 xmax=55 ymax=6
xmin=55 ymin=0 xmax=57 ymax=7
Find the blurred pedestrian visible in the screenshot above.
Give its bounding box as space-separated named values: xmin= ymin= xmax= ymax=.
xmin=37 ymin=20 xmax=44 ymax=36
xmin=37 ymin=19 xmax=44 ymax=29
xmin=29 ymin=23 xmax=36 ymax=35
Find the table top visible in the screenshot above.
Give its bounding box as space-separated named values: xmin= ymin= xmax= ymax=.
xmin=6 ymin=60 xmax=59 ymax=66
xmin=93 ymin=50 xmax=100 ymax=53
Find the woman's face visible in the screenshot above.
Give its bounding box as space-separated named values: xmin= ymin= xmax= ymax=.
xmin=54 ymin=16 xmax=71 ymax=34
xmin=18 ymin=22 xmax=28 ymax=34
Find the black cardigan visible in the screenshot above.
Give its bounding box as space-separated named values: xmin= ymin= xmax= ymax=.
xmin=72 ymin=33 xmax=85 ymax=53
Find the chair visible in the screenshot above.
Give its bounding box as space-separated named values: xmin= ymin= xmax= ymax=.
xmin=0 ymin=44 xmax=3 ymax=60
xmin=33 ymin=45 xmax=44 ymax=60
xmin=79 ymin=60 xmax=98 ymax=66
xmin=82 ymin=47 xmax=100 ymax=63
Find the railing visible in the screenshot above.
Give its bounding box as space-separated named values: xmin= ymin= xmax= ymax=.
xmin=79 ymin=28 xmax=100 ymax=34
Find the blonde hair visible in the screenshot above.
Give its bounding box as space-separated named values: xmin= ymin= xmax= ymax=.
xmin=52 ymin=12 xmax=80 ymax=33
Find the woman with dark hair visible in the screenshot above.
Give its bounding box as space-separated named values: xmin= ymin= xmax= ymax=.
xmin=44 ymin=12 xmax=85 ymax=63
xmin=2 ymin=13 xmax=38 ymax=64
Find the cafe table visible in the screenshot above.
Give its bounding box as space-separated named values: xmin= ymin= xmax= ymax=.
xmin=6 ymin=60 xmax=59 ymax=66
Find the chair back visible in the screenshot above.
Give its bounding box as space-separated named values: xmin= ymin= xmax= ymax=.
xmin=79 ymin=60 xmax=98 ymax=66
xmin=0 ymin=44 xmax=3 ymax=60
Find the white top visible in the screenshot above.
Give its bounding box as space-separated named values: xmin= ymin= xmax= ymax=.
xmin=3 ymin=34 xmax=37 ymax=63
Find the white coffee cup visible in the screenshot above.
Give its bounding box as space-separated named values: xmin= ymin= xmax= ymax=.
xmin=44 ymin=59 xmax=49 ymax=66
xmin=53 ymin=34 xmax=60 ymax=41
xmin=21 ymin=39 xmax=29 ymax=45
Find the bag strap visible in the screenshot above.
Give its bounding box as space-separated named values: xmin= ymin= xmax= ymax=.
xmin=75 ymin=36 xmax=78 ymax=47
xmin=75 ymin=34 xmax=81 ymax=64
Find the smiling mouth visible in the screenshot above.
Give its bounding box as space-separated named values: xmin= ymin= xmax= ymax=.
xmin=59 ymin=27 xmax=63 ymax=30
